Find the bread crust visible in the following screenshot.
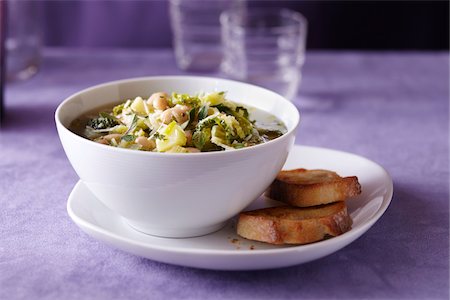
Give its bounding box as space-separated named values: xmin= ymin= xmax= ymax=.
xmin=268 ymin=169 xmax=361 ymax=207
xmin=237 ymin=202 xmax=352 ymax=245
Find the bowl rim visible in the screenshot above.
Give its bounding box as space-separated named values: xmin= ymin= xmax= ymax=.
xmin=55 ymin=75 xmax=300 ymax=157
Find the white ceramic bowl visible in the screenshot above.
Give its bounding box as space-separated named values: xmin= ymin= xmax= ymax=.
xmin=55 ymin=76 xmax=300 ymax=238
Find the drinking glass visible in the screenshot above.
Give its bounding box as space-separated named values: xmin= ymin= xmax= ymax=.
xmin=221 ymin=8 xmax=307 ymax=100
xmin=6 ymin=0 xmax=43 ymax=81
xmin=169 ymin=0 xmax=243 ymax=72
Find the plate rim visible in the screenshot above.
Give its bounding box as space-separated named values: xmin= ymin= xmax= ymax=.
xmin=67 ymin=145 xmax=394 ymax=257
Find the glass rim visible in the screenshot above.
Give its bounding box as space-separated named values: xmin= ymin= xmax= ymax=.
xmin=220 ymin=8 xmax=308 ymax=34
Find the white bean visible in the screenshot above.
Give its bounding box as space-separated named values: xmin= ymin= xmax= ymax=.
xmin=172 ymin=110 xmax=188 ymax=124
xmin=96 ymin=133 xmax=122 ymax=145
xmin=135 ymin=136 xmax=155 ymax=150
xmin=186 ymin=147 xmax=201 ymax=153
xmin=160 ymin=109 xmax=174 ymax=124
xmin=185 ymin=130 xmax=193 ymax=145
xmin=103 ymin=133 xmax=123 ymax=141
xmin=149 ymin=92 xmax=169 ymax=110
xmin=96 ymin=138 xmax=109 ymax=145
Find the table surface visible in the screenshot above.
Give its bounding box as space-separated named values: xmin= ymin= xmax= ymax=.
xmin=1 ymin=49 xmax=448 ymax=300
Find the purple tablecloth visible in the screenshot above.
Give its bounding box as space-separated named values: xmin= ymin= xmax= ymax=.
xmin=1 ymin=49 xmax=448 ymax=299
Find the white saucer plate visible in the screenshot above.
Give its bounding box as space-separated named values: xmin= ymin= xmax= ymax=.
xmin=67 ymin=145 xmax=393 ymax=270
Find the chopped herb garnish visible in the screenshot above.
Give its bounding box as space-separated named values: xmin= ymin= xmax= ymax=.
xmin=124 ymin=114 xmax=138 ymax=135
xmin=100 ymin=112 xmax=120 ymax=122
xmin=189 ymin=107 xmax=197 ymax=123
xmin=171 ymin=93 xmax=201 ymax=106
xmin=236 ymin=106 xmax=249 ymax=118
xmin=87 ymin=113 xmax=119 ymax=130
xmin=214 ymin=104 xmax=232 ymax=114
xmin=198 ymin=106 xmax=208 ymax=120
xmin=121 ymin=135 xmax=135 ymax=142
xmin=257 ymin=128 xmax=284 ymax=140
xmin=152 ymin=132 xmax=166 ymax=140
xmin=192 ymin=130 xmax=208 ymax=150
xmin=112 ymin=104 xmax=125 ymax=116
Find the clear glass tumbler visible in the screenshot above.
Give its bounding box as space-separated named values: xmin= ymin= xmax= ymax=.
xmin=169 ymin=0 xmax=243 ymax=72
xmin=221 ymin=8 xmax=307 ymax=100
xmin=6 ymin=0 xmax=43 ymax=81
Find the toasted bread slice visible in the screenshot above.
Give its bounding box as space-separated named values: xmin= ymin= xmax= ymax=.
xmin=237 ymin=202 xmax=352 ymax=245
xmin=268 ymin=169 xmax=361 ymax=207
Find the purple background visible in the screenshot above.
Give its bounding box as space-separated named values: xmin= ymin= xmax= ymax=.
xmin=39 ymin=0 xmax=449 ymax=50
xmin=0 ymin=49 xmax=448 ymax=299
xmin=42 ymin=1 xmax=172 ymax=48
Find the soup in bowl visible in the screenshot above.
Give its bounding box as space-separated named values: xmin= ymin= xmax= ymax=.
xmin=55 ymin=76 xmax=300 ymax=238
